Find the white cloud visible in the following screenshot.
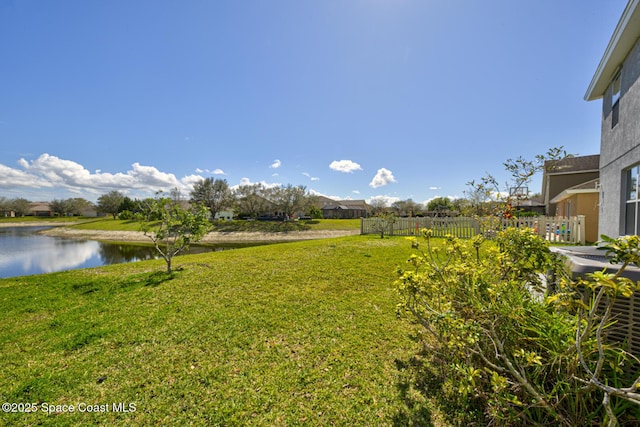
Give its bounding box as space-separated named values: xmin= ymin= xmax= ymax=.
xmin=352 ymin=190 xmax=360 ymax=194
xmin=235 ymin=177 xmax=281 ymax=189
xmin=329 ymin=160 xmax=362 ymax=173
xmin=369 ymin=168 xmax=397 ymax=188
xmin=130 ymin=162 xmax=184 ymax=189
xmin=21 ymin=154 xmax=134 ymax=189
xmin=0 ymin=163 xmax=53 ymax=188
xmin=270 ymin=159 xmax=282 ymax=169
xmin=308 ymin=189 xmax=345 ymax=200
xmin=302 ymin=172 xmax=319 ymax=181
xmin=2 ymin=153 xmax=207 ymax=198
xmin=181 ymin=174 xmax=206 ymax=187
xmin=429 ymin=186 xmax=441 ymax=190
xmin=195 ymin=167 xmax=226 ymax=175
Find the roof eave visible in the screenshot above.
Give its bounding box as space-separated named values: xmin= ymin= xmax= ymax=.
xmin=585 ymin=0 xmax=640 ymax=101
xmin=550 ymin=188 xmax=600 ymax=204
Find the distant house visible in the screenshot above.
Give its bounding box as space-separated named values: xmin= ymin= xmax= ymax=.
xmin=320 ymin=199 xmax=369 ymax=219
xmin=79 ymin=206 xmax=99 ymax=217
xmin=541 ymin=154 xmax=600 ymax=216
xmin=28 ymin=202 xmax=53 ymax=217
xmin=214 ymin=210 xmax=234 ymax=221
xmin=585 ymin=0 xmax=640 ymax=237
xmin=550 ymin=178 xmax=600 ymax=243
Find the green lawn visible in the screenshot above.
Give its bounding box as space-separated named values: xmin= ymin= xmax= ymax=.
xmin=0 ymin=235 xmax=444 ymax=426
xmin=0 ymin=217 xmax=362 ymax=233
xmin=0 ymin=216 xmax=91 ymax=225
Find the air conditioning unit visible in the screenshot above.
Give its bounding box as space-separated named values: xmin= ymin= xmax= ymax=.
xmin=550 ymin=246 xmax=640 ymax=359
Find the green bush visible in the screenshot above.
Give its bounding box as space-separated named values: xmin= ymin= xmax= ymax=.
xmin=118 ymin=210 xmax=134 ymax=220
xmin=395 ymin=228 xmax=640 ymax=425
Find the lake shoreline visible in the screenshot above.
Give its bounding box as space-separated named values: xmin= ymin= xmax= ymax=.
xmin=38 ymin=226 xmax=361 ymax=243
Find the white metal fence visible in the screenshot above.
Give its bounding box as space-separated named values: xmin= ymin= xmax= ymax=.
xmin=360 ymin=215 xmax=586 ymax=245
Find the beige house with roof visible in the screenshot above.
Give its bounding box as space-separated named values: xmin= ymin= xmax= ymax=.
xmin=541 ymin=155 xmax=600 ymax=216
xmin=320 ymin=199 xmax=369 ymax=219
xmin=550 ymin=178 xmax=600 ymax=243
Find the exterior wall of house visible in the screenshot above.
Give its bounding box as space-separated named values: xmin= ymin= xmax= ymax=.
xmin=599 ymin=37 xmax=640 ymax=237
xmin=555 ymin=193 xmax=599 ymax=243
xmin=546 ymin=172 xmax=599 ymax=215
xmin=214 ymin=211 xmax=234 ymax=221
xmin=321 ymin=208 xmax=366 ymax=219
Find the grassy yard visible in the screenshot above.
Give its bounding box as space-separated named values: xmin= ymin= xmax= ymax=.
xmin=0 ymin=216 xmax=91 ymax=225
xmin=0 ymin=235 xmax=444 ymax=426
xmin=0 ymin=217 xmax=362 ymax=233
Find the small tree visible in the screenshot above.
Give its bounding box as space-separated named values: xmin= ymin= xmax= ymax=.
xmin=234 ymin=183 xmax=268 ymax=218
xmin=369 ymin=198 xmax=388 ymax=216
xmin=137 ymin=196 xmax=210 ymax=273
xmin=50 ymin=198 xmax=71 ymax=216
xmin=190 ymin=178 xmax=232 ymax=220
xmin=0 ymin=196 xmax=10 ymax=216
xmin=67 ymin=198 xmax=93 ymax=216
xmin=308 ymin=205 xmax=324 ymax=219
xmin=269 ymin=184 xmax=314 ymax=219
xmin=11 ymin=198 xmax=31 ymax=217
xmin=392 ymin=199 xmax=423 ymax=217
xmin=426 ymin=196 xmax=454 ymax=216
xmin=371 ymin=212 xmax=396 ymax=238
xmin=466 ymin=147 xmax=567 ymax=217
xmin=97 ymin=190 xmax=125 ymax=219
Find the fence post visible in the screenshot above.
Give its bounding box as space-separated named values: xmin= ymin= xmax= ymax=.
xmin=577 ymin=215 xmax=585 ymax=245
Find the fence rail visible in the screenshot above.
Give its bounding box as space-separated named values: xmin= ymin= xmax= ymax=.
xmin=360 ymin=215 xmax=586 ymax=245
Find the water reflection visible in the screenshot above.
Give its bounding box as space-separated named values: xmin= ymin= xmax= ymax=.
xmin=0 ymin=227 xmax=228 ymax=278
xmin=98 ymin=243 xmax=159 ymax=265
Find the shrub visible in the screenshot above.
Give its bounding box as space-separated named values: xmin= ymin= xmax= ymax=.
xmin=136 ymin=197 xmax=210 ymax=273
xmin=118 ymin=210 xmax=134 ymax=220
xmin=395 ymin=228 xmax=640 ymax=425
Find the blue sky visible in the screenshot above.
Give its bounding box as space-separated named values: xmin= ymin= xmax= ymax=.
xmin=0 ymin=0 xmax=628 ymax=205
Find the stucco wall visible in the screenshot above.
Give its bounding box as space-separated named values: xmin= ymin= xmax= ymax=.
xmin=555 ymin=193 xmax=599 ymax=243
xmin=599 ymin=37 xmax=640 ymax=237
xmin=547 ymin=171 xmax=599 ymax=215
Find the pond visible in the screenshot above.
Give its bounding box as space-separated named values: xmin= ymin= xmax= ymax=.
xmin=0 ymin=226 xmax=250 ymax=278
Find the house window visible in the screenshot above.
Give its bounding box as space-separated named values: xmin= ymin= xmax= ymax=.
xmin=612 ymin=70 xmax=621 ymax=128
xmin=625 ymin=165 xmax=640 ymax=235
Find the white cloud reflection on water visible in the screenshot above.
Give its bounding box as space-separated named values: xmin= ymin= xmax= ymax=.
xmin=0 ymin=227 xmax=105 ymax=277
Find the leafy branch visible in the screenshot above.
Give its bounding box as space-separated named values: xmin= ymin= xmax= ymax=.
xmin=136 ymin=195 xmax=211 ymax=273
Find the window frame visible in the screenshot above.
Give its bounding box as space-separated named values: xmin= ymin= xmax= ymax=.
xmin=612 ymin=69 xmax=622 ymax=128
xmin=625 ymin=165 xmax=640 ymax=235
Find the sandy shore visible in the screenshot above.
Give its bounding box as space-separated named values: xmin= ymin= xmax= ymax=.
xmin=37 ymin=226 xmax=360 ymax=243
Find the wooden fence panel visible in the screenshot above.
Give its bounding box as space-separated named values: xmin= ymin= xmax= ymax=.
xmin=360 ymin=215 xmax=585 ymax=245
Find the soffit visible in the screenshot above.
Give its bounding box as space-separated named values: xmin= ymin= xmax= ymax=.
xmin=585 ymin=0 xmax=640 ymax=101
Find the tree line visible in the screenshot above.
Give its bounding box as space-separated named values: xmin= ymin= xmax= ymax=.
xmin=1 ymin=179 xmax=318 ymax=220
xmin=0 ymin=196 xmax=95 ymax=217
xmin=97 ymin=179 xmax=318 ymax=220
